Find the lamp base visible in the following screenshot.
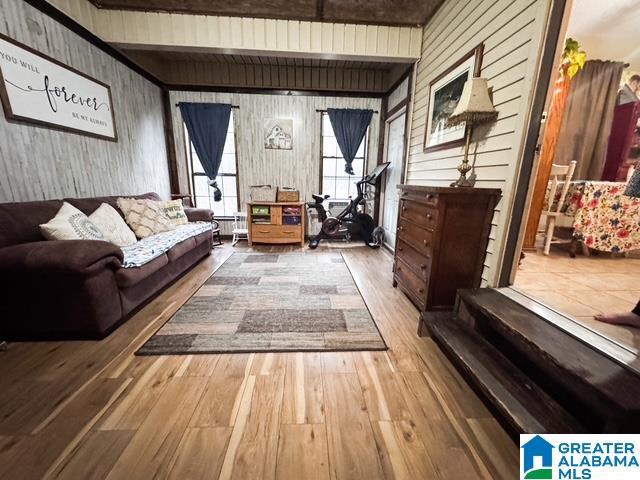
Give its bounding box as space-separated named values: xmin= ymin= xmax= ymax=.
xmin=450 ymin=175 xmax=474 ymax=188
xmin=450 ymin=161 xmax=474 ymax=188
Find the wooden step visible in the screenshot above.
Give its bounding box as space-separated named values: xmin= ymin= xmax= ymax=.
xmin=455 ymin=289 xmax=640 ymax=433
xmin=427 ymin=312 xmax=586 ymax=436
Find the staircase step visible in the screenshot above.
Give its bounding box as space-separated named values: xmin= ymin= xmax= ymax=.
xmin=427 ymin=312 xmax=586 ymax=436
xmin=457 ymin=289 xmax=640 ymax=432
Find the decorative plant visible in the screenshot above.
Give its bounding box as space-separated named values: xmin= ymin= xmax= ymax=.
xmin=561 ymin=37 xmax=586 ymax=79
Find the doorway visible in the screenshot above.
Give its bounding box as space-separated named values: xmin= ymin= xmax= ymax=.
xmin=505 ymin=0 xmax=640 ymax=356
xmin=380 ymin=108 xmax=407 ymax=250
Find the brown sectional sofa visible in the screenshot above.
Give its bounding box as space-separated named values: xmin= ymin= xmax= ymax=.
xmin=0 ymin=192 xmax=214 ymax=340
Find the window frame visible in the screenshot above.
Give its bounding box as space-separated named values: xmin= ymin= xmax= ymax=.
xmin=185 ymin=113 xmax=240 ymax=219
xmin=319 ymin=112 xmax=369 ymax=201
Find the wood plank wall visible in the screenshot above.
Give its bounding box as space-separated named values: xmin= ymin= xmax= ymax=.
xmin=406 ymin=0 xmax=552 ymax=286
xmin=387 ymin=76 xmax=410 ymax=112
xmin=0 ymin=0 xmax=170 ymax=202
xmin=170 ymin=91 xmax=381 ymax=234
xmin=161 ymin=63 xmax=388 ymax=93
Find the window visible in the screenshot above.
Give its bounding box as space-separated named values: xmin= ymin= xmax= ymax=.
xmin=185 ymin=112 xmax=238 ymax=217
xmin=321 ymin=112 xmax=368 ymax=200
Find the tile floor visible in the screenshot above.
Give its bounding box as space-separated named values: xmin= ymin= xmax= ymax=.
xmin=513 ymin=247 xmax=640 ymax=351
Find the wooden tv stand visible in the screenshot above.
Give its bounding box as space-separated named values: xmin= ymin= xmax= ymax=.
xmin=247 ymin=201 xmax=306 ymax=246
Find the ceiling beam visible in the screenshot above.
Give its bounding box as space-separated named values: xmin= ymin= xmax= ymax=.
xmin=46 ymin=0 xmax=423 ymax=63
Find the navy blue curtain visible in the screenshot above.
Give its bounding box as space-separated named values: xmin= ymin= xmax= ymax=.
xmin=327 ymin=108 xmax=373 ymax=175
xmin=179 ymin=102 xmax=232 ymax=201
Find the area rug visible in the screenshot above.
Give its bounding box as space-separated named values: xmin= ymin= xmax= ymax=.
xmin=136 ymin=252 xmax=387 ymax=354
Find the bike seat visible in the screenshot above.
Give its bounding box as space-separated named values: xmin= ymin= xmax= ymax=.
xmin=312 ymin=194 xmax=330 ymax=203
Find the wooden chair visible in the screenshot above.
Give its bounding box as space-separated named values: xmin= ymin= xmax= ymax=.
xmin=232 ymin=212 xmax=248 ymax=246
xmin=542 ymin=161 xmax=577 ymax=255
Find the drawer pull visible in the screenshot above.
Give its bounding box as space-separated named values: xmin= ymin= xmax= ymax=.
xmin=399 ymin=226 xmax=404 ymax=231
xmin=418 ymin=288 xmax=425 ymax=293
xmin=259 ymin=230 xmax=270 ymax=234
xmin=426 ymin=194 xmax=434 ymax=200
xmin=283 ymin=231 xmax=294 ymax=234
xmin=423 ymin=240 xmax=429 ymax=245
xmin=397 ymin=266 xmax=401 ymax=271
xmin=420 ymin=264 xmax=427 ymax=269
xmin=426 ymin=213 xmax=433 ymax=220
xmin=402 ymin=206 xmax=406 ymax=211
xmin=398 ymin=247 xmax=403 ymax=251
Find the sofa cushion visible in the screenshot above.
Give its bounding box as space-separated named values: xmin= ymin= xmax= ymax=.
xmin=40 ymin=202 xmax=106 ymax=241
xmin=161 ymin=200 xmax=189 ymax=226
xmin=115 ymin=253 xmax=169 ymax=288
xmin=193 ymin=230 xmax=213 ymax=247
xmin=120 ymin=222 xmax=213 ymax=268
xmin=66 ymin=192 xmax=161 ymax=217
xmin=166 ymin=237 xmax=196 ymax=262
xmin=0 ymin=199 xmax=63 ymax=248
xmin=89 ymin=203 xmax=137 ymax=247
xmin=117 ymin=198 xmax=175 ymax=239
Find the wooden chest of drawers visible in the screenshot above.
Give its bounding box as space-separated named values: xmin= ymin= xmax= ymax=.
xmin=393 ymin=185 xmax=500 ymax=313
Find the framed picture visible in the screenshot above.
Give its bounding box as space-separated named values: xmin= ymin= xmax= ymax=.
xmin=0 ymin=33 xmax=117 ymax=141
xmin=264 ymin=118 xmax=293 ymax=150
xmin=423 ymin=44 xmax=484 ymax=152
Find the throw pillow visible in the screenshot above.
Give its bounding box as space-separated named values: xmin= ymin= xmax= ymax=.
xmin=89 ymin=203 xmax=137 ymax=247
xmin=161 ymin=199 xmax=189 ymax=226
xmin=117 ymin=197 xmax=175 ymax=239
xmin=40 ymin=202 xmax=105 ymax=241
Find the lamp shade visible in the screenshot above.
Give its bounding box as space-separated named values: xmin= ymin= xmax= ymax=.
xmin=447 ymin=77 xmax=497 ymax=126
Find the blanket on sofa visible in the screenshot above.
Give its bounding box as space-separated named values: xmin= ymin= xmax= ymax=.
xmin=121 ymin=222 xmax=212 ymax=268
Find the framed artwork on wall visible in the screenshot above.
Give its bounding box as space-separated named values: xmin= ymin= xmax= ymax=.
xmin=0 ymin=33 xmax=117 ymax=141
xmin=423 ymin=43 xmax=484 ymax=152
xmin=264 ymin=118 xmax=293 ymax=150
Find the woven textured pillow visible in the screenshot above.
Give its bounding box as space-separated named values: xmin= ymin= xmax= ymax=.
xmin=117 ymin=198 xmax=175 ymax=239
xmin=161 ymin=199 xmax=189 ymax=226
xmin=89 ymin=203 xmax=137 ymax=247
xmin=40 ymin=202 xmax=105 ymax=241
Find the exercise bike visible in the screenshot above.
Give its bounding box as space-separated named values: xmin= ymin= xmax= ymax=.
xmin=306 ymin=162 xmax=390 ymax=249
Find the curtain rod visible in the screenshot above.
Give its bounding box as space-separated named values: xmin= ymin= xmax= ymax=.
xmin=175 ymin=104 xmax=240 ymax=108
xmin=316 ymin=109 xmax=378 ymax=114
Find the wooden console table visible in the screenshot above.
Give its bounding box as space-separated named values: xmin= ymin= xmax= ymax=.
xmin=247 ymin=202 xmax=305 ymax=246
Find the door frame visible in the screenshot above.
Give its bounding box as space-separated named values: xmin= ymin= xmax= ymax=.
xmin=493 ymin=0 xmax=640 ymax=369
xmin=379 ymin=106 xmax=409 ymax=249
xmin=498 ymin=0 xmax=570 ymax=287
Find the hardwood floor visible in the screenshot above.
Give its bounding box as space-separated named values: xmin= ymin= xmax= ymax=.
xmin=0 ymin=243 xmax=517 ymax=480
xmin=515 ymin=247 xmax=640 ymax=352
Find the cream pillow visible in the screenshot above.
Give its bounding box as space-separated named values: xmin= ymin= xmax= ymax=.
xmin=161 ymin=199 xmax=189 ymax=226
xmin=117 ymin=197 xmax=175 ymax=239
xmin=40 ymin=202 xmax=105 ymax=241
xmin=89 ymin=203 xmax=137 ymax=247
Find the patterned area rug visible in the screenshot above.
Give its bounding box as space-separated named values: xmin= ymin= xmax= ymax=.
xmin=136 ymin=252 xmax=387 ymax=354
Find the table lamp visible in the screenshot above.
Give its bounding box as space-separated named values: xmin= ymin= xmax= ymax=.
xmin=447 ymin=77 xmax=498 ymax=187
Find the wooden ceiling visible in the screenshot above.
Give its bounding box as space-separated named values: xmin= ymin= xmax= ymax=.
xmin=89 ymin=0 xmax=444 ymax=26
xmin=128 ymin=50 xmax=402 ymax=70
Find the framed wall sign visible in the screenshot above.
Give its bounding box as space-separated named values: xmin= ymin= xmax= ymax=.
xmin=0 ymin=33 xmax=117 ymax=141
xmin=264 ymin=118 xmax=293 ymax=150
xmin=423 ymin=44 xmax=483 ymax=152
